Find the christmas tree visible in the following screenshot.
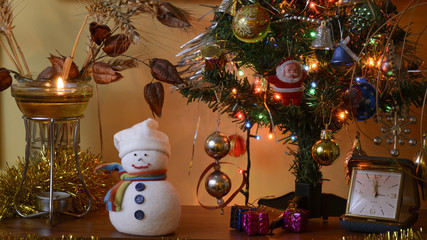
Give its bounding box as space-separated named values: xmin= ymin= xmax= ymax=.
xmin=176 ymin=0 xmax=426 ymax=206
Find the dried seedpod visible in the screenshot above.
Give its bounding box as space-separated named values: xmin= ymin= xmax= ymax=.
xmin=0 ymin=68 xmax=12 ymax=91
xmin=48 ymin=54 xmax=80 ymax=79
xmin=92 ymin=62 xmax=123 ymax=84
xmin=89 ymin=22 xmax=111 ymax=45
xmin=144 ymin=81 xmax=164 ymax=118
xmin=156 ymin=2 xmax=191 ymax=28
xmin=37 ymin=67 xmax=56 ymax=80
xmin=102 ymin=34 xmax=131 ymax=57
xmin=150 ymin=58 xmax=183 ymax=85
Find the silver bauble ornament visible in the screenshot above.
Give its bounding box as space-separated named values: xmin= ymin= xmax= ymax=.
xmin=205 ymin=170 xmax=232 ymax=199
xmin=312 ymin=129 xmax=340 ymax=166
xmin=204 ymin=131 xmax=230 ymax=160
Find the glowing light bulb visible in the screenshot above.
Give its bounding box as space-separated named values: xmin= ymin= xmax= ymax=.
xmin=268 ymin=133 xmax=274 ymax=139
xmin=275 ymin=94 xmax=281 ymax=100
xmin=290 ymin=135 xmax=296 ymax=141
xmin=239 ymin=169 xmax=244 ymax=174
xmin=368 ymin=58 xmax=374 ymax=66
xmin=255 ymin=87 xmax=262 ymax=93
xmin=245 ymin=122 xmax=251 ymax=128
xmin=311 ymin=82 xmax=317 ymax=88
xmin=232 ymin=88 xmax=237 ymax=94
xmin=310 ymin=2 xmax=316 ymax=8
xmin=309 ymin=88 xmax=316 ymax=95
xmin=258 ymin=114 xmax=263 ymax=119
xmin=304 ymin=65 xmax=310 ymax=71
xmin=311 ymin=63 xmax=317 ymax=69
xmin=255 ymin=135 xmax=260 ymax=140
xmin=238 ymin=70 xmax=244 ymax=76
xmin=310 ymin=31 xmax=316 ymax=38
xmin=339 ymin=111 xmax=346 ymax=120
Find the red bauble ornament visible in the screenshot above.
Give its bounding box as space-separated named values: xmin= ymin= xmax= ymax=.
xmin=228 ymin=134 xmax=246 ymax=157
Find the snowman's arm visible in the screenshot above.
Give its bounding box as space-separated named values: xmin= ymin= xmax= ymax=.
xmin=94 ymin=162 xmax=126 ymax=175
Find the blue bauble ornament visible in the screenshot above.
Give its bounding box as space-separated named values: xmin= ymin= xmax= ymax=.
xmin=344 ymin=78 xmax=377 ymax=121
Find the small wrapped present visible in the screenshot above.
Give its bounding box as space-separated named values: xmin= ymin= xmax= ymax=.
xmin=230 ymin=205 xmax=254 ymax=231
xmin=282 ymin=202 xmax=309 ymax=233
xmin=242 ymin=211 xmax=270 ymax=235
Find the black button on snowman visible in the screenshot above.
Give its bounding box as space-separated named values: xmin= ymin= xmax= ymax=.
xmin=96 ymin=118 xmax=181 ymax=236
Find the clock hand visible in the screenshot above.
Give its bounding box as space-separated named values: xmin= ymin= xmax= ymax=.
xmin=372 ymin=176 xmax=378 ymax=197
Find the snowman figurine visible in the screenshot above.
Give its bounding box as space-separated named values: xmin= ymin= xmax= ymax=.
xmin=95 ymin=118 xmax=181 ymax=236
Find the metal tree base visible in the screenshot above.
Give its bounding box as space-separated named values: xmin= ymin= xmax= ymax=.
xmin=13 ymin=116 xmax=92 ymax=225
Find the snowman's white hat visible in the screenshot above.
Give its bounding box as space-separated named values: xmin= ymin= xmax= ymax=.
xmin=114 ymin=118 xmax=171 ymax=158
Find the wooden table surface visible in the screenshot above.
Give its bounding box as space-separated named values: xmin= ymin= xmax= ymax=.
xmin=0 ymin=206 xmax=426 ymax=239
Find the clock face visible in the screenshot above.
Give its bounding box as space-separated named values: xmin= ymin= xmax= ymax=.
xmin=346 ymin=168 xmax=403 ymax=221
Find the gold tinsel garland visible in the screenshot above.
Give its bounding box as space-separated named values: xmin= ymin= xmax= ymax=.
xmin=0 ymin=150 xmax=116 ymax=220
xmin=343 ymin=228 xmax=426 ymax=240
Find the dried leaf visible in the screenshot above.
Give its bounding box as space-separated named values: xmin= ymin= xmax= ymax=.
xmin=150 ymin=58 xmax=183 ymax=85
xmin=102 ymin=34 xmax=131 ymax=57
xmin=37 ymin=67 xmax=56 ymax=80
xmin=48 ymin=54 xmax=80 ymax=79
xmin=89 ymin=22 xmax=111 ymax=45
xmin=156 ymin=2 xmax=191 ymax=28
xmin=0 ymin=68 xmax=12 ymax=91
xmin=92 ymin=62 xmax=123 ymax=84
xmin=144 ymin=82 xmax=164 ymax=118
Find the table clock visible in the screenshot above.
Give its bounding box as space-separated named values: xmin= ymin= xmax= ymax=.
xmin=340 ymin=156 xmax=420 ymax=233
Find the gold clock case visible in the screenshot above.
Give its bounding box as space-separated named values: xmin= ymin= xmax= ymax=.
xmin=346 ymin=168 xmax=403 ymax=221
xmin=345 ymin=156 xmax=420 ymax=222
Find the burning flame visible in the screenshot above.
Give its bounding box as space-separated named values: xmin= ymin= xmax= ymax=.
xmin=57 ymin=77 xmax=64 ymax=89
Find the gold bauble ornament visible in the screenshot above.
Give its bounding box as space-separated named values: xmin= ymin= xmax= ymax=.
xmin=201 ymin=43 xmax=223 ymax=60
xmin=312 ymin=129 xmax=340 ymax=166
xmin=414 ymin=132 xmax=427 ymax=200
xmin=232 ymin=4 xmax=270 ymax=43
xmin=204 ymin=131 xmax=230 ymax=160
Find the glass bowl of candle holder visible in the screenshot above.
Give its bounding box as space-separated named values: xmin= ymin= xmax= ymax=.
xmin=11 ymin=76 xmax=93 ymax=119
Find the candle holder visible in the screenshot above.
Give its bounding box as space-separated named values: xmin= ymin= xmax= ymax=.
xmin=11 ymin=76 xmax=93 ymax=225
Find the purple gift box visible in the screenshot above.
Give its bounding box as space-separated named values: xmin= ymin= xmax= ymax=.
xmin=242 ymin=211 xmax=269 ymax=235
xmin=282 ymin=208 xmax=309 ymax=232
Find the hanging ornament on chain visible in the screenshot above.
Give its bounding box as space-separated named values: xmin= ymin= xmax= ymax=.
xmin=197 ymin=131 xmax=247 ymax=212
xmin=232 ymin=3 xmax=270 ymax=43
xmin=311 ymin=21 xmax=334 ymax=50
xmin=330 ymin=36 xmax=359 ymax=66
xmin=373 ymin=105 xmax=418 ymax=157
xmin=343 ymin=77 xmax=377 ymax=121
xmin=228 ymin=134 xmax=246 ymax=157
xmin=312 ymin=126 xmax=340 ymax=166
xmin=414 ymin=132 xmax=427 ymax=201
xmin=344 ymin=132 xmax=367 ymax=185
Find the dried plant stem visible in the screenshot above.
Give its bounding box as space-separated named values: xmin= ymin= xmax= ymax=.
xmin=0 ymin=38 xmax=20 ymax=71
xmin=11 ymin=32 xmax=32 ymax=79
xmin=62 ymin=14 xmax=91 ymax=79
xmin=5 ymin=36 xmax=24 ymax=75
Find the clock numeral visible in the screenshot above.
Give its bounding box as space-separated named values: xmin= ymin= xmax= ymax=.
xmin=381 ymin=209 xmax=384 ymax=215
xmin=370 ymin=208 xmax=376 ymax=214
xmin=389 ymin=184 xmax=398 ymax=189
xmin=389 ymin=193 xmax=397 ymax=199
xmin=360 ymin=206 xmax=366 ymax=213
xmin=356 ymin=180 xmax=363 ymax=185
xmin=366 ymin=173 xmax=370 ymax=181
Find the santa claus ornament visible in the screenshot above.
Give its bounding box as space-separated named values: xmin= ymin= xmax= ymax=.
xmin=95 ymin=118 xmax=181 ymax=236
xmin=267 ymin=57 xmax=306 ymax=106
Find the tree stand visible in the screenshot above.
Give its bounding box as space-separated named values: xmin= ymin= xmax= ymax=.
xmin=258 ymin=182 xmax=347 ymax=219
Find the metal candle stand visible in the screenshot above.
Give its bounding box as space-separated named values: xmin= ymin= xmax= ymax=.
xmin=13 ymin=116 xmax=92 ymax=225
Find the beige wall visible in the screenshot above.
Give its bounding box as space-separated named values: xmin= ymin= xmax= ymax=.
xmin=0 ymin=0 xmax=426 ymax=210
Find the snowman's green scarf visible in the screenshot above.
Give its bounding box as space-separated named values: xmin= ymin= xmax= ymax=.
xmin=95 ymin=163 xmax=167 ymax=211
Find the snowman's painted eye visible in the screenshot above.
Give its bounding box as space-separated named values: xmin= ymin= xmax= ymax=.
xmin=134 ymin=153 xmax=137 ymax=156
xmin=144 ymin=153 xmax=148 ymax=157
